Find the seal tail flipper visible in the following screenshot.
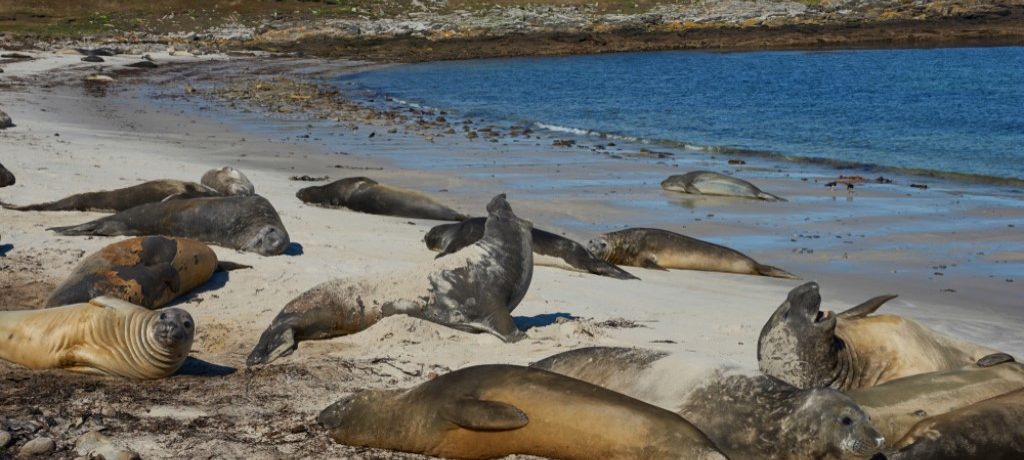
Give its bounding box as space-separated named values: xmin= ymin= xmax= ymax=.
xmin=442 ymin=399 xmax=529 ymax=430
xmin=48 ymin=219 xmax=126 ymax=236
xmin=757 ymin=191 xmax=788 ymax=202
xmin=977 ymin=352 xmax=1016 ymax=367
xmin=216 ymin=261 xmax=253 ymax=272
xmin=836 ymin=294 xmax=899 ymax=319
xmin=246 ymin=325 xmax=297 ymax=366
xmin=0 ymin=200 xmax=48 ymax=211
xmin=596 ymin=264 xmax=640 ymax=280
xmin=755 ymin=264 xmax=798 ymax=279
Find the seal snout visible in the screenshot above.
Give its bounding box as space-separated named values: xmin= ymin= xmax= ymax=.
xmin=257 ymin=226 xmax=289 ymax=256
xmin=787 ymin=281 xmax=822 ymax=319
xmin=318 ymin=394 xmax=357 ymax=429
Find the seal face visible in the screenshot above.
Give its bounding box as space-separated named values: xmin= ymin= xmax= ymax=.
xmin=661 ymin=170 xmax=786 ymax=201
xmin=0 ymin=162 xmax=14 ymax=187
xmin=1 ymin=179 xmax=219 ymax=212
xmin=296 ymin=177 xmax=469 ymax=221
xmin=318 ymin=364 xmax=727 ymax=460
xmin=201 ymin=167 xmax=255 ymax=196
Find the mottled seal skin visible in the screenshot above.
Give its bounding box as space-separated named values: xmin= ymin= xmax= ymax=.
xmin=887 ymin=388 xmax=1024 ymax=459
xmin=296 ymin=177 xmax=469 ymax=221
xmin=0 ymin=296 xmax=193 ymax=379
xmin=533 ymin=347 xmax=884 ymax=460
xmin=425 ymin=218 xmax=638 ymax=280
xmin=1 ymin=179 xmax=219 ymax=212
xmin=849 ymin=359 xmax=1024 ymax=445
xmin=318 ymin=364 xmax=727 ymax=460
xmin=661 ymin=170 xmax=786 ymax=201
xmin=45 ymin=236 xmax=219 ymax=309
xmin=0 ymin=162 xmax=14 ymax=187
xmin=588 ymin=227 xmax=796 ymax=278
xmin=48 ymin=195 xmax=291 ymax=256
xmin=758 ymin=282 xmax=998 ymax=390
xmin=247 ymin=194 xmax=532 ymax=366
xmin=201 ymin=166 xmax=255 ymax=196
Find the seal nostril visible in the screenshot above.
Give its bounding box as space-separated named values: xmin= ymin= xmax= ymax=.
xmin=869 ymin=454 xmax=887 ymax=460
xmin=159 ymin=312 xmax=167 ymax=320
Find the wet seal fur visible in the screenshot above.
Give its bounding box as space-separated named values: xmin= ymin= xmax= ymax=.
xmin=758 ymin=282 xmax=998 ymax=390
xmin=0 ymin=296 xmax=193 ymax=379
xmin=533 ymin=346 xmax=884 ymax=460
xmin=318 ymin=364 xmax=727 ymax=460
xmin=588 ymin=227 xmax=796 ymax=278
xmin=201 ymin=166 xmax=255 ymax=196
xmin=662 ymin=170 xmax=786 ymax=201
xmin=1 ymin=179 xmax=219 ymax=212
xmin=46 ymin=236 xmax=233 ymax=309
xmin=296 ymin=177 xmax=469 ymax=221
xmin=0 ymin=162 xmax=14 ymax=187
xmin=48 ymin=195 xmax=291 ymax=256
xmin=425 ymin=217 xmax=638 ymax=280
xmin=247 ymin=194 xmax=532 ymax=366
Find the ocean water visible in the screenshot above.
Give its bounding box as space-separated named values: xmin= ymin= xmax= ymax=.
xmin=339 ymin=47 xmax=1024 ymax=182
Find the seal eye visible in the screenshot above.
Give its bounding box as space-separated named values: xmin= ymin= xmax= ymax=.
xmin=159 ymin=313 xmax=167 ymax=320
xmin=840 ymin=416 xmax=853 ymax=426
xmin=183 ymin=320 xmax=192 ymax=329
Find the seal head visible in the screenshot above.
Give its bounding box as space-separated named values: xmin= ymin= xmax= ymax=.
xmin=151 ymin=308 xmax=194 ymax=355
xmin=201 ymin=166 xmax=255 ymax=196
xmin=0 ymin=162 xmax=14 ymax=187
xmin=757 ymin=282 xmax=837 ymax=388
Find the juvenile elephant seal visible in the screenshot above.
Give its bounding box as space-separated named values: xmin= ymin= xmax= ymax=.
xmin=0 ymin=162 xmax=14 ymax=187
xmin=1 ymin=179 xmax=218 ymax=212
xmin=318 ymin=364 xmax=727 ymax=460
xmin=533 ymin=347 xmax=884 ymax=460
xmin=758 ymin=282 xmax=998 ymax=390
xmin=46 ymin=236 xmax=228 ymax=309
xmin=296 ymin=177 xmax=469 ymax=221
xmin=588 ymin=227 xmax=796 ymax=278
xmin=0 ymin=296 xmax=193 ymax=379
xmin=49 ymin=195 xmax=290 ymax=256
xmin=662 ymin=170 xmax=786 ymax=201
xmin=247 ymin=194 xmax=531 ymax=366
xmin=425 ymin=218 xmax=638 ymax=280
xmin=201 ymin=166 xmax=255 ymax=196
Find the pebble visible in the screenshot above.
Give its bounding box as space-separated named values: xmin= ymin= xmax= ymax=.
xmin=0 ymin=430 xmax=10 ymax=448
xmin=76 ymin=431 xmax=140 ymax=460
xmin=19 ymin=437 xmax=55 ymax=456
xmin=0 ymin=110 xmax=11 ymax=129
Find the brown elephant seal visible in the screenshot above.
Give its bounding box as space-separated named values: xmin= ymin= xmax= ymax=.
xmin=296 ymin=177 xmax=469 ymax=221
xmin=425 ymin=218 xmax=638 ymax=280
xmin=587 ymin=227 xmax=796 ymax=278
xmin=0 ymin=296 xmax=193 ymax=379
xmin=247 ymin=194 xmax=531 ymax=366
xmin=758 ymin=282 xmax=999 ymax=390
xmin=0 ymin=162 xmax=14 ymax=187
xmin=318 ymin=364 xmax=727 ymax=460
xmin=201 ymin=166 xmax=255 ymax=196
xmin=661 ymin=170 xmax=786 ymax=201
xmin=45 ymin=236 xmax=238 ymax=309
xmin=886 ymin=387 xmax=1024 ymax=459
xmin=847 ymin=357 xmax=1024 ymax=445
xmin=533 ymin=347 xmax=884 ymax=460
xmin=48 ymin=195 xmax=290 ymax=256
xmin=1 ymin=179 xmax=218 ymax=212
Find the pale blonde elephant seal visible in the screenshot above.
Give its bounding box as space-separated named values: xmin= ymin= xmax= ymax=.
xmin=201 ymin=166 xmax=255 ymax=196
xmin=0 ymin=296 xmax=194 ymax=379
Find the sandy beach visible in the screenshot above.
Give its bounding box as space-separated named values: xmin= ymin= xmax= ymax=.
xmin=1 ymin=52 xmax=1022 ymax=458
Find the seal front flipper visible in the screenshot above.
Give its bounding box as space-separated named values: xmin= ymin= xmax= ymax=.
xmin=443 ymin=398 xmax=529 ymax=430
xmin=641 ymin=258 xmax=668 ymax=271
xmin=837 ymin=294 xmax=898 ymax=319
xmin=755 ymin=263 xmax=799 ymax=279
xmin=977 ymin=352 xmax=1016 ymax=367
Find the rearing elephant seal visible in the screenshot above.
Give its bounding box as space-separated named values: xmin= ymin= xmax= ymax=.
xmin=662 ymin=170 xmax=786 ymax=201
xmin=0 ymin=162 xmax=14 ymax=187
xmin=49 ymin=195 xmax=291 ymax=256
xmin=318 ymin=364 xmax=727 ymax=460
xmin=588 ymin=227 xmax=796 ymax=278
xmin=758 ymin=281 xmax=998 ymax=390
xmin=247 ymin=194 xmax=532 ymax=366
xmin=0 ymin=296 xmax=193 ymax=379
xmin=201 ymin=166 xmax=255 ymax=196
xmin=425 ymin=218 xmax=638 ymax=280
xmin=533 ymin=347 xmax=885 ymax=460
xmin=1 ymin=179 xmax=219 ymax=212
xmin=296 ymin=177 xmax=469 ymax=221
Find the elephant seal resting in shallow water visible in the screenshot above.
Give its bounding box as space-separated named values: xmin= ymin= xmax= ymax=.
xmin=296 ymin=177 xmax=469 ymax=221
xmin=1 ymin=179 xmax=219 ymax=212
xmin=318 ymin=364 xmax=727 ymax=460
xmin=662 ymin=170 xmax=786 ymax=201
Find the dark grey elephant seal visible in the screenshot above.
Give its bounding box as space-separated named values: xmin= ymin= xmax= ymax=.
xmin=0 ymin=162 xmax=14 ymax=187
xmin=48 ymin=195 xmax=290 ymax=256
xmin=533 ymin=347 xmax=884 ymax=460
xmin=247 ymin=194 xmax=531 ymax=366
xmin=758 ymin=281 xmax=998 ymax=390
xmin=662 ymin=170 xmax=786 ymax=201
xmin=1 ymin=179 xmax=218 ymax=212
xmin=425 ymin=218 xmax=638 ymax=280
xmin=318 ymin=364 xmax=727 ymax=460
xmin=201 ymin=166 xmax=255 ymax=196
xmin=588 ymin=227 xmax=796 ymax=278
xmin=296 ymin=177 xmax=469 ymax=221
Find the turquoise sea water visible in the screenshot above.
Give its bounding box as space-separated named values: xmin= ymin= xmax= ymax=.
xmin=339 ymin=47 xmax=1024 ymax=182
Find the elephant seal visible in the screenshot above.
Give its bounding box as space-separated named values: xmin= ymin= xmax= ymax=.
xmin=587 ymin=227 xmax=796 ymax=278
xmin=296 ymin=177 xmax=469 ymax=221
xmin=0 ymin=162 xmax=14 ymax=187
xmin=533 ymin=347 xmax=885 ymax=460
xmin=45 ymin=236 xmax=230 ymax=309
xmin=201 ymin=166 xmax=255 ymax=196
xmin=1 ymin=179 xmax=218 ymax=212
xmin=758 ymin=282 xmax=998 ymax=390
xmin=887 ymin=387 xmax=1024 ymax=459
xmin=425 ymin=218 xmax=638 ymax=280
xmin=0 ymin=296 xmax=193 ymax=379
xmin=48 ymin=195 xmax=291 ymax=256
xmin=661 ymin=170 xmax=786 ymax=201
xmin=847 ymin=357 xmax=1024 ymax=445
xmin=318 ymin=364 xmax=727 ymax=460
xmin=247 ymin=194 xmax=531 ymax=366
